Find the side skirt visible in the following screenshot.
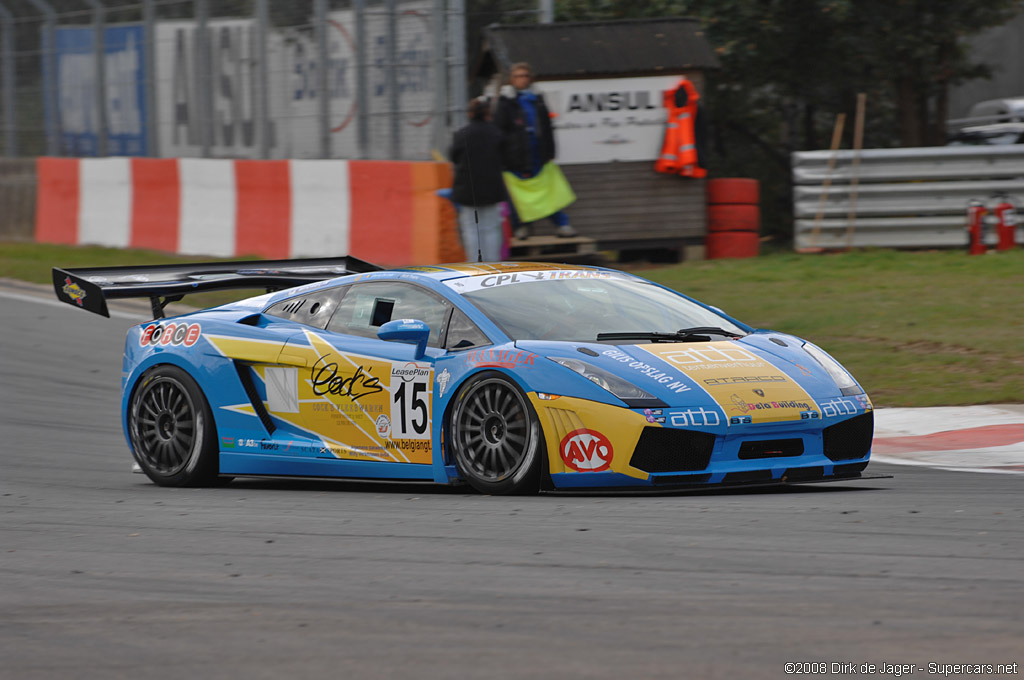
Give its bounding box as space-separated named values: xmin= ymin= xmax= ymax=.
xmin=220 ymin=452 xmax=436 ymax=481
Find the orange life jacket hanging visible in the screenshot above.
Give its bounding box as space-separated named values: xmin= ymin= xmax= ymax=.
xmin=655 ymin=79 xmax=707 ymax=178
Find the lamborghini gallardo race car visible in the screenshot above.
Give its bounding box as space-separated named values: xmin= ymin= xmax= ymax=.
xmin=53 ymin=258 xmax=878 ymax=494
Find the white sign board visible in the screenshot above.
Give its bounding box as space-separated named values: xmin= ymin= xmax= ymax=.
xmin=154 ymin=3 xmax=434 ymax=160
xmin=281 ymin=3 xmax=434 ymax=159
xmin=156 ymin=19 xmax=284 ymax=158
xmin=535 ymin=76 xmax=684 ymax=165
xmin=275 ymin=21 xmax=358 ymax=159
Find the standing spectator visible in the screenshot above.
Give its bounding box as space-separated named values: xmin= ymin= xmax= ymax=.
xmin=494 ymin=62 xmax=577 ymax=239
xmin=449 ymin=97 xmax=507 ymax=262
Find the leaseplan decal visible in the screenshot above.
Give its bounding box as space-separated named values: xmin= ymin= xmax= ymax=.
xmin=637 ymin=341 xmax=820 ymax=425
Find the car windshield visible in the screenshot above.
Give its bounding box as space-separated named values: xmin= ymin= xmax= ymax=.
xmin=458 ymin=274 xmax=747 ymax=342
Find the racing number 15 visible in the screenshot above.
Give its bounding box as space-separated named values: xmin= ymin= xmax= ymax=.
xmin=394 ymin=382 xmax=428 ymax=436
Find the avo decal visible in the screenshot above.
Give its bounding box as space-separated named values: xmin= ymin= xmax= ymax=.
xmin=560 ymin=429 xmax=614 ymax=472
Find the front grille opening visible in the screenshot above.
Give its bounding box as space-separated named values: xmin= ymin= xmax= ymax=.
xmin=784 ymin=466 xmax=825 ymax=482
xmin=723 ymin=470 xmax=774 ymax=485
xmin=738 ymin=438 xmax=804 ymax=460
xmin=833 ymin=461 xmax=870 ymax=477
xmin=650 ymin=473 xmax=713 ymax=486
xmin=823 ymin=412 xmax=874 ymax=461
xmin=630 ymin=427 xmax=715 ymax=473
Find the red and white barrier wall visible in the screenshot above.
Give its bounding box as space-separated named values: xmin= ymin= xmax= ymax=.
xmin=35 ymin=157 xmax=462 ymax=266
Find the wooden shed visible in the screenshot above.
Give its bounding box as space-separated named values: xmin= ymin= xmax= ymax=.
xmin=477 ymin=18 xmax=719 ymax=259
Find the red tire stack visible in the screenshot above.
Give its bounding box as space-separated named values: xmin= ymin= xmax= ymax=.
xmin=706 ymin=178 xmax=760 ymax=259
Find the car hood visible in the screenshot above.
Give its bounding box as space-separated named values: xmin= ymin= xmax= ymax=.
xmin=517 ymin=332 xmax=867 ymax=425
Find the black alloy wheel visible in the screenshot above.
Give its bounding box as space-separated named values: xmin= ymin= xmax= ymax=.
xmin=128 ymin=365 xmax=222 ymax=487
xmin=450 ymin=372 xmax=543 ymax=495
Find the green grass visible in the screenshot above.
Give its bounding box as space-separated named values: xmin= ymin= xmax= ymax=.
xmin=641 ymin=248 xmax=1024 ymax=408
xmin=3 ymin=242 xmax=253 ymax=311
xmin=4 ymin=241 xmax=1022 ymax=407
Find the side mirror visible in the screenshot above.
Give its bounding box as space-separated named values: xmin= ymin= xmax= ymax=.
xmin=377 ymin=319 xmax=430 ymax=359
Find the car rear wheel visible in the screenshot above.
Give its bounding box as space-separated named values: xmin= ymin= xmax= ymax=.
xmin=450 ymin=372 xmax=543 ymax=495
xmin=128 ymin=365 xmax=223 ymax=487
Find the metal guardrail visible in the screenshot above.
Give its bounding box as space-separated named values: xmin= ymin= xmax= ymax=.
xmin=791 ymin=145 xmax=1024 ymax=249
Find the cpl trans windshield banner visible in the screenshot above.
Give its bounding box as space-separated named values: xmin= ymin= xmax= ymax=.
xmin=52 ymin=24 xmax=148 ymax=156
xmin=534 ymin=76 xmax=683 ymax=165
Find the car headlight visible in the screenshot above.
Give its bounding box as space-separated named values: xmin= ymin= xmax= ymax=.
xmin=802 ymin=342 xmax=862 ymax=395
xmin=548 ymin=357 xmax=655 ymax=401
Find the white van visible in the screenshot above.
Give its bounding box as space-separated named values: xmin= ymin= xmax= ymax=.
xmin=947 ymin=97 xmax=1024 ymax=144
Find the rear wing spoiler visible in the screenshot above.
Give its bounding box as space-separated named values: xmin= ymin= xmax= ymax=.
xmin=52 ymin=256 xmax=382 ymax=319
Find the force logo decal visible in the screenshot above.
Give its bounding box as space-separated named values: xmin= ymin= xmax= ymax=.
xmin=140 ymin=322 xmax=202 ymax=348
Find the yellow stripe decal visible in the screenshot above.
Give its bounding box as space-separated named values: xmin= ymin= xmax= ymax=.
xmin=637 ymin=341 xmax=819 ymax=424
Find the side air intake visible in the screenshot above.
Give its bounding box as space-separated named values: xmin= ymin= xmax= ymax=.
xmin=234 ymin=362 xmax=276 ymax=435
xmin=823 ymin=412 xmax=873 ymax=461
xmin=630 ymin=427 xmax=715 ymax=473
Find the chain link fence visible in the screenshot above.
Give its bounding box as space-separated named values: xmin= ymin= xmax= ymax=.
xmin=0 ymin=0 xmax=510 ymax=160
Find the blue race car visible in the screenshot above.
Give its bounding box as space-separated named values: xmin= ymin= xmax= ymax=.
xmin=53 ymin=258 xmax=878 ymax=495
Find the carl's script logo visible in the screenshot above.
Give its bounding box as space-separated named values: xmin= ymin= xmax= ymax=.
xmin=310 ymin=355 xmax=383 ymax=401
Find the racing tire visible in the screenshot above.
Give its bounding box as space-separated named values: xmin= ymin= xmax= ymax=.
xmin=707 ymin=204 xmax=760 ymax=233
xmin=449 ymin=372 xmax=544 ymax=495
xmin=706 ymin=177 xmax=760 ymax=205
xmin=128 ymin=365 xmax=223 ymax=487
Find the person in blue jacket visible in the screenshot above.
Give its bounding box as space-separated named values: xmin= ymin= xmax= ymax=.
xmin=493 ymin=62 xmax=577 ymax=239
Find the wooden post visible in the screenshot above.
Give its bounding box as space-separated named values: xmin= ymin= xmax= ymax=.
xmin=844 ymin=93 xmax=867 ymax=250
xmin=800 ymin=112 xmax=846 ymax=252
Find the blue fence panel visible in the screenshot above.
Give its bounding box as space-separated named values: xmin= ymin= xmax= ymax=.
xmin=53 ymin=24 xmax=148 ymax=157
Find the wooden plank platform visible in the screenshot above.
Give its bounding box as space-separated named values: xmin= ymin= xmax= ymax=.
xmin=508 ymin=235 xmax=600 ymax=263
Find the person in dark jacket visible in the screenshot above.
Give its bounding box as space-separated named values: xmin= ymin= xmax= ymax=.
xmin=449 ymin=96 xmax=507 ymax=261
xmin=493 ymin=62 xmax=576 ymax=239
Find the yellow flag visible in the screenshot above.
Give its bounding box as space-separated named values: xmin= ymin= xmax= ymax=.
xmin=502 ymin=162 xmax=576 ymax=223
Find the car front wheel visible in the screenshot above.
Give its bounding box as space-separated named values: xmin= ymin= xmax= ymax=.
xmin=449 ymin=372 xmax=544 ymax=495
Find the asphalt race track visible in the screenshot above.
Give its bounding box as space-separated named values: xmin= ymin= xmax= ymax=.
xmin=2 ymin=282 xmax=1022 ymax=680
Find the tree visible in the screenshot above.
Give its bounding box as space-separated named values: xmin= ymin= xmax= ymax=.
xmin=832 ymin=0 xmax=1021 ymax=147
xmin=685 ymin=0 xmax=1021 ymax=151
xmin=524 ymin=0 xmax=1022 ymax=238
